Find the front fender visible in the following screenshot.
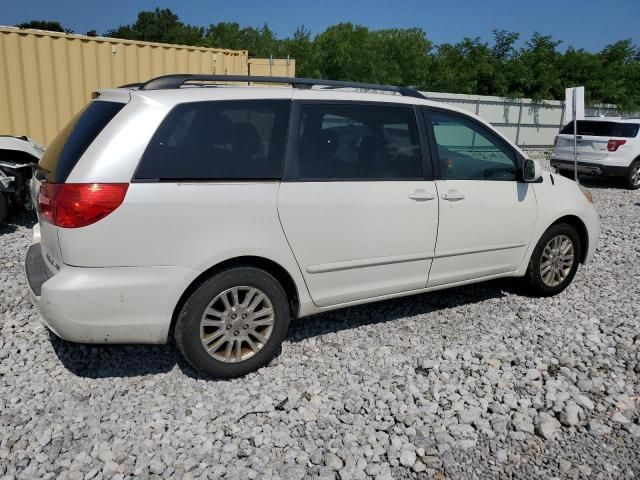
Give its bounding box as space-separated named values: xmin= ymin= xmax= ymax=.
xmin=515 ymin=172 xmax=600 ymax=275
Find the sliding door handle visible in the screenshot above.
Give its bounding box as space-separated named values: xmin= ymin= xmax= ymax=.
xmin=441 ymin=191 xmax=465 ymax=201
xmin=408 ymin=190 xmax=436 ymax=201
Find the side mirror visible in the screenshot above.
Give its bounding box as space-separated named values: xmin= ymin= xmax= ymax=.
xmin=523 ymin=159 xmax=542 ymax=182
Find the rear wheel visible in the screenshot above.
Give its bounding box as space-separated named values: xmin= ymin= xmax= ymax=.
xmin=174 ymin=267 xmax=291 ymax=378
xmin=0 ymin=193 xmax=7 ymax=225
xmin=524 ymin=223 xmax=581 ymax=296
xmin=624 ymin=160 xmax=640 ymax=190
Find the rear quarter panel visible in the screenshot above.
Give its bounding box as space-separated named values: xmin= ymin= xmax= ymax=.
xmin=58 ymin=182 xmax=314 ymax=313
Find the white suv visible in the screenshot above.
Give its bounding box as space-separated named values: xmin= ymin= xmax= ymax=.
xmin=26 ymin=75 xmax=600 ymax=377
xmin=551 ymin=118 xmax=640 ymax=189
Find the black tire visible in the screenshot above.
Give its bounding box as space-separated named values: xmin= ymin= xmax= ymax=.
xmin=0 ymin=193 xmax=7 ymax=225
xmin=624 ymin=160 xmax=640 ymax=190
xmin=174 ymin=267 xmax=291 ymax=378
xmin=524 ymin=223 xmax=582 ymax=297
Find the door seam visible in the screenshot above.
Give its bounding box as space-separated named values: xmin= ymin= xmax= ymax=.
xmin=275 ymin=181 xmax=318 ymax=308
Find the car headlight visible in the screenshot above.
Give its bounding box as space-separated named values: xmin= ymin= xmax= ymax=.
xmin=579 ymin=185 xmax=593 ymax=203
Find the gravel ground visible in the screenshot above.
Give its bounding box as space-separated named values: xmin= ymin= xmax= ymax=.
xmin=1 ymin=166 xmax=639 ymax=479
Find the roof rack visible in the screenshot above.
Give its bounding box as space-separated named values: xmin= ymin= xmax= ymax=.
xmin=118 ymin=82 xmax=144 ymax=89
xmin=136 ymin=74 xmax=426 ymax=100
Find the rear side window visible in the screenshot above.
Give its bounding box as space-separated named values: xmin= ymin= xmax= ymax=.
xmin=135 ymin=100 xmax=290 ymax=181
xmin=288 ymin=103 xmax=423 ymax=180
xmin=560 ymin=121 xmax=640 ymax=138
xmin=615 ymin=123 xmax=640 ymax=137
xmin=39 ymin=101 xmax=125 ymax=182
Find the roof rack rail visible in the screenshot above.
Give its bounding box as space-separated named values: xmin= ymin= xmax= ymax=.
xmin=118 ymin=82 xmax=144 ymax=89
xmin=138 ymin=74 xmax=426 ymax=100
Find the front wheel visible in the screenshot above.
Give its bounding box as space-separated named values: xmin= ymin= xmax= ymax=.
xmin=624 ymin=161 xmax=640 ymax=190
xmin=174 ymin=267 xmax=291 ymax=378
xmin=524 ymin=223 xmax=582 ymax=296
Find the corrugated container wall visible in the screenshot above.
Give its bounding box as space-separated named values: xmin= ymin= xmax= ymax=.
xmin=0 ymin=27 xmax=294 ymax=146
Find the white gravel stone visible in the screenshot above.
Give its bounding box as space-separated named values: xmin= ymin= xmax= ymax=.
xmin=611 ymin=412 xmax=631 ymax=424
xmin=560 ymin=401 xmax=582 ymax=427
xmin=589 ymin=419 xmax=612 ymax=436
xmin=537 ymin=413 xmax=561 ymax=440
xmin=399 ymin=447 xmax=416 ymax=468
xmin=575 ymin=394 xmax=595 ymax=410
xmin=324 ymin=452 xmax=343 ymax=470
xmin=1 ymin=171 xmax=640 ymax=478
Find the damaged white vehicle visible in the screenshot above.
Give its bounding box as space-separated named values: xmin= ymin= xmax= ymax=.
xmin=0 ymin=136 xmax=44 ymax=224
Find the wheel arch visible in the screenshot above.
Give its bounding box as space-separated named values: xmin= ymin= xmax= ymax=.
xmin=549 ymin=214 xmax=589 ymax=263
xmin=169 ymin=256 xmax=300 ymax=339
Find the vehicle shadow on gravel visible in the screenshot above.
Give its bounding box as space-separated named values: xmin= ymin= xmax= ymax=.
xmin=287 ymin=279 xmax=521 ymax=343
xmin=48 ymin=332 xmax=183 ymax=378
xmin=49 ymin=279 xmax=522 ymax=380
xmin=0 ymin=211 xmax=36 ymax=235
xmin=576 ymin=176 xmax=626 ymax=190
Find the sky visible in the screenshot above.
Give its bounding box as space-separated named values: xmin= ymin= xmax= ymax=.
xmin=1 ymin=0 xmax=639 ymax=52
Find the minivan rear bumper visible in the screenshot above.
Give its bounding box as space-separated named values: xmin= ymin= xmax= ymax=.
xmin=550 ymin=158 xmax=628 ymax=177
xmin=25 ymin=240 xmax=198 ymax=344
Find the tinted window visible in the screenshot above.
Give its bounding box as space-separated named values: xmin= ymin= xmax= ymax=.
xmin=560 ymin=121 xmax=640 ymax=138
xmin=430 ymin=111 xmax=517 ymax=181
xmin=39 ymin=101 xmax=125 ymax=182
xmin=290 ymin=103 xmax=423 ymax=180
xmin=614 ymin=123 xmax=639 ymax=138
xmin=135 ymin=100 xmax=290 ymax=180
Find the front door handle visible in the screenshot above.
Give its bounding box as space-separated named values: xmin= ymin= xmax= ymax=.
xmin=441 ymin=190 xmax=465 ymax=201
xmin=408 ymin=190 xmax=435 ymax=201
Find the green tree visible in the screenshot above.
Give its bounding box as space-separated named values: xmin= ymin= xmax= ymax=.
xmin=313 ymin=23 xmax=376 ymax=82
xmin=517 ymin=33 xmax=563 ymax=101
xmin=428 ymin=37 xmax=497 ymax=95
xmin=16 ymin=20 xmax=69 ymax=33
xmin=205 ymin=22 xmax=279 ymax=57
xmin=596 ymin=40 xmax=640 ymax=110
xmin=490 ymin=30 xmax=526 ymax=97
xmin=26 ymin=7 xmax=636 ymax=110
xmin=492 ymin=30 xmax=519 ymax=60
xmin=280 ymin=26 xmax=319 ymax=77
xmin=557 ymin=47 xmax=602 ymax=104
xmin=106 ymin=8 xmax=204 ymax=45
xmin=370 ymin=28 xmax=431 ymax=88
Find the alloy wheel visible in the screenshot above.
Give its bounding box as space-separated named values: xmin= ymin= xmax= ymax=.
xmin=540 ymin=235 xmax=575 ymax=287
xmin=631 ymin=164 xmax=640 ymax=187
xmin=200 ymin=286 xmax=275 ymax=363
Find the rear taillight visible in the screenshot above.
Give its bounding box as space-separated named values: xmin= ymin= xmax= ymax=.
xmin=607 ymin=139 xmax=626 ymax=152
xmin=37 ymin=183 xmax=128 ymax=228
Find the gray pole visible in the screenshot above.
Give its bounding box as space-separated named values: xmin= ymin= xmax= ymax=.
xmin=572 ymin=88 xmax=578 ymax=183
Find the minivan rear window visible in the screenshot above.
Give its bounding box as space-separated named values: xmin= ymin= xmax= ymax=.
xmin=560 ymin=121 xmax=639 ymax=138
xmin=39 ymin=101 xmax=125 ymax=182
xmin=134 ymin=100 xmax=290 ymax=181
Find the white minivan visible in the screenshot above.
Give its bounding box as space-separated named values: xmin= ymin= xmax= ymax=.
xmin=26 ymin=75 xmax=600 ymax=377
